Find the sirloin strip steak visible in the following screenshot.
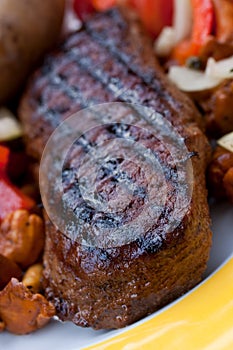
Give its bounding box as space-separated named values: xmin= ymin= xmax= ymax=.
xmin=19 ymin=8 xmax=212 ymax=329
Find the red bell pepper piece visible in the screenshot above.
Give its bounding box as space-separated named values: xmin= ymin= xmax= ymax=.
xmin=92 ymin=0 xmax=116 ymax=11
xmin=172 ymin=0 xmax=214 ymax=64
xmin=73 ymin=0 xmax=173 ymax=39
xmin=0 ymin=146 xmax=35 ymax=221
xmin=73 ymin=0 xmax=95 ymax=21
xmin=0 ymin=146 xmax=9 ymax=173
xmin=73 ymin=0 xmax=116 ymax=19
xmin=191 ymin=0 xmax=214 ymax=48
xmin=130 ymin=0 xmax=173 ymax=38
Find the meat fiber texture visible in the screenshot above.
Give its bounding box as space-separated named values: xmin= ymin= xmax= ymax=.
xmin=19 ymin=8 xmax=212 ymax=329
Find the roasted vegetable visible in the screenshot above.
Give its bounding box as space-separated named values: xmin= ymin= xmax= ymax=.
xmin=92 ymin=0 xmax=116 ymax=11
xmin=128 ymin=0 xmax=173 ymax=38
xmin=199 ymin=79 xmax=233 ymax=136
xmin=0 ymin=108 xmax=22 ymax=142
xmin=22 ymin=264 xmax=43 ymax=294
xmin=223 ymin=167 xmax=233 ymax=201
xmin=168 ymin=65 xmax=222 ymax=92
xmin=73 ymin=0 xmax=94 ymax=20
xmin=213 ymin=0 xmax=233 ymax=43
xmin=208 ymin=144 xmax=233 ymax=201
xmin=0 ymin=146 xmax=35 ymax=221
xmin=155 ymin=0 xmax=193 ymax=57
xmin=171 ymin=0 xmax=214 ymax=64
xmin=0 ymin=278 xmax=55 ymax=335
xmin=0 ymin=210 xmax=45 ymax=268
xmin=73 ymin=0 xmax=173 ymax=38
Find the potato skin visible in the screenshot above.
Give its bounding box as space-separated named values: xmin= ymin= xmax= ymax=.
xmin=0 ymin=0 xmax=65 ymax=103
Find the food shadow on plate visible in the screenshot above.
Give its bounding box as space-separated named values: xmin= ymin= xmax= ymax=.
xmin=205 ymin=200 xmax=233 ymax=277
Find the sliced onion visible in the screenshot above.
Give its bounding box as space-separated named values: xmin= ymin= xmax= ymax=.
xmin=206 ymin=56 xmax=233 ymax=79
xmin=0 ymin=108 xmax=23 ymax=142
xmin=173 ymin=0 xmax=192 ymax=43
xmin=168 ymin=66 xmax=222 ymax=92
xmin=154 ymin=27 xmax=176 ymax=56
xmin=62 ymin=0 xmax=81 ymax=36
xmin=217 ymin=132 xmax=233 ymax=153
xmin=155 ymin=0 xmax=192 ymax=56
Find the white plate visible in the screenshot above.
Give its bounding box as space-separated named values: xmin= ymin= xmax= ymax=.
xmin=1 ymin=201 xmax=233 ymax=350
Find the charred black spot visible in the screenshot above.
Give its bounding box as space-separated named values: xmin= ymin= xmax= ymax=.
xmin=74 ymin=204 xmax=94 ymax=223
xmin=97 ymin=158 xmax=123 ymax=180
xmin=94 ymin=214 xmax=121 ymax=229
xmin=106 ymin=123 xmax=130 ymax=138
xmin=74 ymin=135 xmax=95 ymax=152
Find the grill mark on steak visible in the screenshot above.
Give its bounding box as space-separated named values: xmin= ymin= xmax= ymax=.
xmin=19 ymin=14 xmax=199 ymax=246
xmin=28 ymin=25 xmax=187 ymax=139
xmin=84 ymin=9 xmax=183 ymax=111
xmin=64 ymin=32 xmax=177 ymax=124
xmin=20 ymin=9 xmax=201 ymax=165
xmin=60 ymin=118 xmax=188 ymax=248
xmin=35 ymin=54 xmax=118 ymax=124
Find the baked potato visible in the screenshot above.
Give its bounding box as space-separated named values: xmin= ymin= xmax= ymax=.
xmin=0 ymin=0 xmax=65 ymax=103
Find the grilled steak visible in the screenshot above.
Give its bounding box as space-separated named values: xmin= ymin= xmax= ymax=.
xmin=19 ymin=7 xmax=212 ymax=329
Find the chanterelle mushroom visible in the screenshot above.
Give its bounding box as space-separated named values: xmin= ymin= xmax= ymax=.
xmin=0 ymin=278 xmax=55 ymax=334
xmin=0 ymin=210 xmax=45 ymax=268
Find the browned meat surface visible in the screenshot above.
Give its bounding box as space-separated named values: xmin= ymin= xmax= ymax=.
xmin=19 ymin=8 xmax=205 ymax=160
xmin=19 ymin=8 xmax=212 ymax=329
